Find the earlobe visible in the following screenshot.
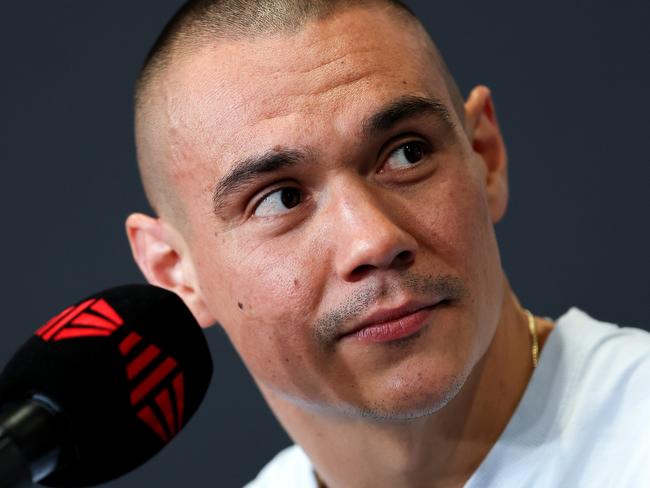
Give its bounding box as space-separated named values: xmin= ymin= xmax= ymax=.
xmin=464 ymin=86 xmax=509 ymax=223
xmin=125 ymin=213 xmax=216 ymax=327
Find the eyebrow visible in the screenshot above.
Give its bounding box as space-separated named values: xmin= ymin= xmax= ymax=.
xmin=362 ymin=95 xmax=455 ymax=138
xmin=211 ymin=95 xmax=455 ymax=215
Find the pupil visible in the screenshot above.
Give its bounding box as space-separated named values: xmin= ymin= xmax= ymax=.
xmin=403 ymin=142 xmax=423 ymax=163
xmin=281 ymin=188 xmax=301 ymax=208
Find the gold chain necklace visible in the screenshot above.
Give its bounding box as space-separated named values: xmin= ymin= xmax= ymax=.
xmin=524 ymin=309 xmax=539 ymax=368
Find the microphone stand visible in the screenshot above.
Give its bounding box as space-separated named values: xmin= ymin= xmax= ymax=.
xmin=0 ymin=401 xmax=62 ymax=488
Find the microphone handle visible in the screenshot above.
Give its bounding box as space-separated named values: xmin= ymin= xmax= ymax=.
xmin=0 ymin=400 xmax=63 ymax=487
xmin=0 ymin=426 xmax=32 ymax=487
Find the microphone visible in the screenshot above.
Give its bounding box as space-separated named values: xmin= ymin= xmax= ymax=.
xmin=0 ymin=285 xmax=213 ymax=487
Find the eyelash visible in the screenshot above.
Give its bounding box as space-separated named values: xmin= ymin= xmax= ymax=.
xmin=382 ymin=139 xmax=432 ymax=169
xmin=248 ymin=180 xmax=300 ymax=214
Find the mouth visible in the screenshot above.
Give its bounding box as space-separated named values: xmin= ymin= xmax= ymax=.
xmin=338 ymin=299 xmax=447 ymax=344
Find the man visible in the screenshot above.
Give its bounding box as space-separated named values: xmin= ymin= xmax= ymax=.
xmin=125 ymin=0 xmax=650 ymax=486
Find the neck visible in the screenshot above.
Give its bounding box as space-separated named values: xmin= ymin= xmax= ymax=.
xmin=261 ymin=284 xmax=541 ymax=488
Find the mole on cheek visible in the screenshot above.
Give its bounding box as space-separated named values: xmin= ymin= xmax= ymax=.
xmin=238 ymin=302 xmax=244 ymax=310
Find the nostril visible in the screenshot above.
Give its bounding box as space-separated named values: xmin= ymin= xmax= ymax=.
xmin=350 ymin=264 xmax=375 ymax=281
xmin=349 ymin=251 xmax=414 ymax=280
xmin=394 ymin=250 xmax=415 ymax=267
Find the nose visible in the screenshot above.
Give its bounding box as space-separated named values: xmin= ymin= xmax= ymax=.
xmin=331 ymin=181 xmax=418 ymax=282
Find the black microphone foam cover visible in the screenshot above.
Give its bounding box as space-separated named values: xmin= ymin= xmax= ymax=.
xmin=0 ymin=285 xmax=213 ymax=487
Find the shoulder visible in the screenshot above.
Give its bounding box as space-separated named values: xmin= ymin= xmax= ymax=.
xmin=467 ymin=309 xmax=650 ymax=487
xmin=554 ymin=307 xmax=650 ymax=371
xmin=554 ymin=308 xmax=650 ymax=416
xmin=243 ymin=445 xmax=317 ymax=488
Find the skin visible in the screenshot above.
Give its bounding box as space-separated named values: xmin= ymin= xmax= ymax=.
xmin=127 ymin=5 xmax=554 ymax=487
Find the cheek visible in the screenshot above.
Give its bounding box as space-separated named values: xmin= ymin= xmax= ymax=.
xmin=438 ymin=164 xmax=504 ymax=349
xmin=415 ymin=163 xmax=497 ymax=270
xmin=414 ymin=161 xmax=503 ymax=322
xmin=193 ymin=232 xmax=326 ymax=382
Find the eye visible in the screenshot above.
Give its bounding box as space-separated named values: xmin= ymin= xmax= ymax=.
xmin=253 ymin=187 xmax=303 ymax=217
xmin=383 ymin=141 xmax=429 ymax=172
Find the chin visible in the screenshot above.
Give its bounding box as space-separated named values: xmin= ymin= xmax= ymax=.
xmin=348 ymin=366 xmax=471 ymax=423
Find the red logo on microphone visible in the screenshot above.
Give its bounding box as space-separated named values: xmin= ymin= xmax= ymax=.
xmin=36 ymin=299 xmax=124 ymax=342
xmin=119 ymin=331 xmax=185 ymax=443
xmin=37 ymin=300 xmax=185 ymax=443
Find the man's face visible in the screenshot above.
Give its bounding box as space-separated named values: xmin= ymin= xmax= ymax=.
xmin=158 ymin=6 xmax=506 ymax=419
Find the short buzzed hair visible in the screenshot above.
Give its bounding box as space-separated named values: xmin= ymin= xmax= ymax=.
xmin=136 ymin=0 xmax=418 ymax=109
xmin=134 ymin=0 xmax=464 ymax=223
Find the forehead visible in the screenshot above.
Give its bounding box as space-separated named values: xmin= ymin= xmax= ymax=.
xmin=159 ymin=6 xmax=451 ymax=195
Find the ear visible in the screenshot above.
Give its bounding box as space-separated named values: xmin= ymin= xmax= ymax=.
xmin=125 ymin=213 xmax=216 ymax=327
xmin=464 ymin=86 xmax=509 ymax=223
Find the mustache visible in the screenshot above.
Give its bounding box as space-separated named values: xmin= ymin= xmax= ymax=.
xmin=312 ymin=272 xmax=468 ymax=347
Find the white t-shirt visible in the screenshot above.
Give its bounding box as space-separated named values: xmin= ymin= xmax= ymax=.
xmin=245 ymin=308 xmax=650 ymax=487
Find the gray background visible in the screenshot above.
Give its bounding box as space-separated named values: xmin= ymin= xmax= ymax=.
xmin=1 ymin=1 xmax=649 ymax=486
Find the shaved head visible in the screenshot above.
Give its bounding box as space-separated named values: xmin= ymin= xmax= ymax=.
xmin=134 ymin=0 xmax=464 ymax=226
